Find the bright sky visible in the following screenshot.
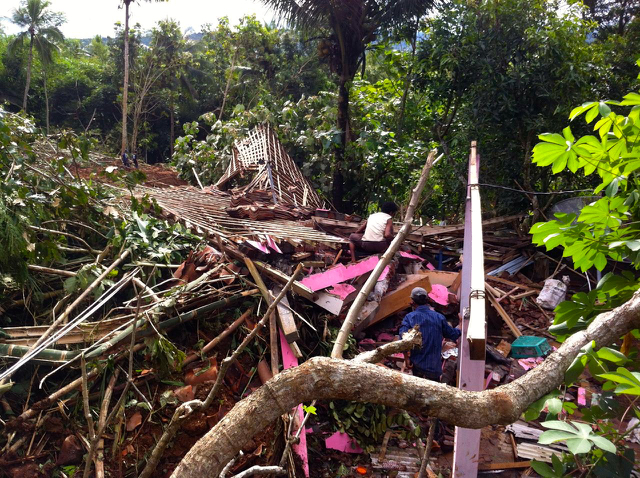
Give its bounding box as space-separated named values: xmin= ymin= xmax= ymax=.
xmin=0 ymin=0 xmax=275 ymax=38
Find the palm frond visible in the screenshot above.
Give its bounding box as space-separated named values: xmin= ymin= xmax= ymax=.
xmin=373 ymin=0 xmax=436 ymax=28
xmin=39 ymin=26 xmax=64 ymax=43
xmin=260 ymin=0 xmax=331 ymax=30
xmin=6 ymin=32 xmax=28 ymax=57
xmin=33 ymin=35 xmax=59 ymax=65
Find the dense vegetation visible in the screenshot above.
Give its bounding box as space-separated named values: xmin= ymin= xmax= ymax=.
xmin=0 ymin=0 xmax=638 ymax=217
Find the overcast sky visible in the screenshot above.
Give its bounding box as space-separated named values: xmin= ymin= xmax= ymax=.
xmin=0 ymin=0 xmax=276 ymax=39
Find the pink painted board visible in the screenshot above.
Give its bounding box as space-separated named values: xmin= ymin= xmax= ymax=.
xmin=484 ymin=373 xmax=493 ymax=390
xmin=327 ymin=283 xmax=357 ymax=300
xmin=400 ymin=251 xmax=424 ymax=261
xmin=577 ymin=387 xmax=587 ymax=406
xmin=378 ymin=265 xmax=391 ymax=282
xmin=279 ymin=329 xmax=309 ymax=477
xmin=300 ymin=255 xmax=380 ymax=291
xmin=325 ymin=431 xmax=363 ymax=453
xmin=246 ymin=240 xmax=270 ymax=254
xmin=377 ymin=332 xmax=396 ymax=342
xmin=426 ymin=262 xmax=436 ymax=271
xmin=264 ymin=235 xmax=283 ymax=254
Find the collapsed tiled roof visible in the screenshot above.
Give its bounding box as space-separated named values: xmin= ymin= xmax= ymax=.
xmin=145 ymin=185 xmax=345 ymax=245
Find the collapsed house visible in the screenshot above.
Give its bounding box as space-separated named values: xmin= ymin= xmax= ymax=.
xmin=1 ymin=125 xmax=629 ymax=478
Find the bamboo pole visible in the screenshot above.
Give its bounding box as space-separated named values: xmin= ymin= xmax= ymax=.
xmin=331 ymin=150 xmax=440 ymax=358
xmin=86 ymin=289 xmax=258 ymax=359
xmin=244 ymin=257 xmax=279 ymax=375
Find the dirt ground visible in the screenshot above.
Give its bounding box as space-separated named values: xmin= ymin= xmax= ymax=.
xmin=76 ymin=159 xmax=188 ymax=188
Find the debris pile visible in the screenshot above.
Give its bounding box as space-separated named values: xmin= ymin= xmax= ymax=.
xmin=2 ymin=126 xmax=631 ymax=478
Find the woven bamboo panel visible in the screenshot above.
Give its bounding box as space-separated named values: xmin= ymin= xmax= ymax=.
xmin=215 ymin=124 xmax=325 ymax=209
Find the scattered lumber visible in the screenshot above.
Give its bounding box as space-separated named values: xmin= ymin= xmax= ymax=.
xmin=487 ymin=287 xmax=522 ymax=338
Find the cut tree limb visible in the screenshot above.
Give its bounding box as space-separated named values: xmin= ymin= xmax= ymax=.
xmin=171 ymin=290 xmax=640 ymax=477
xmin=331 ymin=150 xmax=439 ymax=358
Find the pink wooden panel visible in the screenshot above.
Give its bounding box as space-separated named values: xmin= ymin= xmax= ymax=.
xmin=300 ymin=255 xmax=379 ymax=291
xmin=279 ymin=329 xmax=309 ymax=477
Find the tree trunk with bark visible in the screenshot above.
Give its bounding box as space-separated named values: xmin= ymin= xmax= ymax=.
xmin=171 ymin=291 xmax=640 ymax=477
xmin=22 ymin=30 xmax=35 ymax=112
xmin=121 ymin=1 xmax=131 ymax=155
xmin=43 ymin=67 xmax=49 ymax=135
xmin=169 ymin=100 xmax=175 ymax=158
xmin=333 ymin=74 xmax=350 ymax=210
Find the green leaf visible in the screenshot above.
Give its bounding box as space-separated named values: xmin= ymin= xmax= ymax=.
xmin=620 ymin=92 xmax=640 ymax=106
xmin=546 ymin=398 xmax=563 ymax=415
xmin=596 ymin=347 xmax=628 ymax=365
xmin=303 ymin=404 xmax=317 ymax=415
xmin=531 ymin=460 xmax=555 ymax=477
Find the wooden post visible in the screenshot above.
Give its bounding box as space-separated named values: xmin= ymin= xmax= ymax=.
xmin=452 ymin=142 xmax=486 ymax=477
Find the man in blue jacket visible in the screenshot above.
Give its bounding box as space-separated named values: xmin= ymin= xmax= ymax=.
xmin=399 ymin=287 xmax=461 ymax=382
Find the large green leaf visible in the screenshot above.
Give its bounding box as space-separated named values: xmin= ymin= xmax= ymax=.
xmin=539 ymin=420 xmax=616 ymax=455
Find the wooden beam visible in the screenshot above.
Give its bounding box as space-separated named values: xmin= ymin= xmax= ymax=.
xmin=487 ymin=288 xmax=522 ymax=338
xmin=222 ymin=244 xmax=315 ymax=300
xmin=466 ymin=144 xmax=486 ymax=360
xmin=478 ymin=461 xmax=532 ymax=471
xmin=486 ymin=275 xmax=541 ymax=290
xmin=273 ymin=286 xmax=300 ymax=343
xmin=254 ymin=260 xmax=315 ymax=300
xmin=244 ymin=257 xmax=279 ymax=376
xmin=453 ymin=141 xmax=485 ymax=478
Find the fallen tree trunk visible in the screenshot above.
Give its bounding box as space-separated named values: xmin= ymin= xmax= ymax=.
xmin=171 ymin=290 xmax=640 ymax=477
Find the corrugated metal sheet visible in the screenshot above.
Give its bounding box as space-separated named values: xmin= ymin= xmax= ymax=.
xmin=487 ymin=255 xmax=533 ymax=276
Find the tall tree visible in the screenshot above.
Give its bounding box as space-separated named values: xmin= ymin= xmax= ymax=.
xmin=119 ymin=0 xmax=165 ymax=155
xmin=9 ymin=0 xmax=64 ymax=113
xmin=260 ymin=0 xmax=434 ymax=210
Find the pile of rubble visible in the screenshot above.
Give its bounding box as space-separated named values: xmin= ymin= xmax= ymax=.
xmin=1 ymin=125 xmax=621 ymax=478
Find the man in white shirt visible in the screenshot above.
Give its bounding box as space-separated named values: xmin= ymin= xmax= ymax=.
xmin=349 ymin=202 xmax=399 ymax=263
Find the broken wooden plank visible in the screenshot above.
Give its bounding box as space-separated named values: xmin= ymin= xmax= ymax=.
xmin=487 ymin=289 xmax=522 ymax=338
xmin=451 ymin=271 xmax=462 ymax=297
xmin=290 ymin=342 xmax=303 ymax=359
xmin=253 ymin=260 xmax=315 ymax=300
xmin=244 ymin=257 xmax=279 ymax=376
xmin=512 ymin=290 xmax=537 ymax=300
xmin=496 ymin=286 xmax=520 ymax=303
xmin=300 ymin=255 xmax=380 ymax=292
xmin=273 ymin=285 xmax=300 ymax=343
xmin=486 ymin=275 xmax=541 ymax=290
xmin=355 ymin=274 xmax=433 ymax=332
xmin=222 ymin=243 xmax=315 ymax=300
xmin=478 ymin=461 xmax=532 ymax=471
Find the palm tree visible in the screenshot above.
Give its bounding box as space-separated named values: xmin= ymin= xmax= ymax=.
xmin=260 ymin=0 xmax=434 ymax=209
xmin=9 ymin=0 xmax=64 ymax=113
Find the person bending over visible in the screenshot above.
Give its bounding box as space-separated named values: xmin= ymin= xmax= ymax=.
xmin=399 ymin=287 xmax=461 ymax=382
xmin=349 ymin=201 xmax=398 ymax=263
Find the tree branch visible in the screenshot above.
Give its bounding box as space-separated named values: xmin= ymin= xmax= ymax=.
xmin=353 ymin=326 xmax=421 ymax=363
xmin=171 ymin=289 xmax=640 ymax=477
